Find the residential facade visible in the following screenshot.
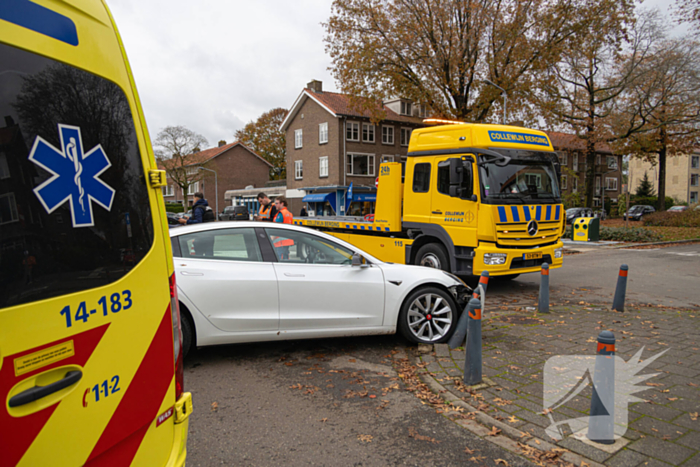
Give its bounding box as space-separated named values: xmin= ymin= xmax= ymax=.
xmin=546 ymin=132 xmax=623 ymax=208
xmin=628 ymin=151 xmax=700 ymax=205
xmin=159 ymin=141 xmax=272 ymax=213
xmin=280 ymin=80 xmax=426 ymax=216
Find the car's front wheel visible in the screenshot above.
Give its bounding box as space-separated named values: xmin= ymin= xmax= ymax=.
xmin=398 ymin=286 xmax=458 ymax=344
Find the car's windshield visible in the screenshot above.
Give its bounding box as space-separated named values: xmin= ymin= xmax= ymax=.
xmin=629 ymin=206 xmax=644 ymax=212
xmin=566 ymin=208 xmax=581 ymax=215
xmin=479 ymin=149 xmax=560 ymax=205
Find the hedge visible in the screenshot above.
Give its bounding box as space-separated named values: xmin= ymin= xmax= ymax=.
xmin=643 ymin=209 xmax=700 ymax=228
xmin=565 ymin=225 xmax=663 ymax=242
xmin=165 ymin=203 xmax=185 ymax=213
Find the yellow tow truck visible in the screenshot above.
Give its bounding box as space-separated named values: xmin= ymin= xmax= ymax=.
xmin=294 ymin=123 xmax=566 ymax=278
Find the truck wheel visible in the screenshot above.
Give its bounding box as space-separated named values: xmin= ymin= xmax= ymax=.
xmin=415 ymin=243 xmax=449 ymax=272
xmin=398 ymin=286 xmax=457 ymax=344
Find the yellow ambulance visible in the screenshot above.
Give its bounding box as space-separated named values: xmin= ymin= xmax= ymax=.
xmin=0 ymin=1 xmax=192 ymax=465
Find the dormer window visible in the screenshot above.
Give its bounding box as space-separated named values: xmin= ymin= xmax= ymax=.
xmin=400 ymin=101 xmax=412 ymax=116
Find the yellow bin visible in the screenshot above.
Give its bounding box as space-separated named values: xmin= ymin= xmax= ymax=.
xmin=572 ymin=217 xmax=600 ymax=242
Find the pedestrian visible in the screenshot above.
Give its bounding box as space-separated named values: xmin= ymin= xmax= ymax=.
xmin=178 ymin=192 xmax=210 ymax=224
xmin=253 ymin=192 xmax=277 ymax=222
xmin=300 ymin=205 xmax=308 ymax=217
xmin=272 ymin=196 xmax=294 ymax=260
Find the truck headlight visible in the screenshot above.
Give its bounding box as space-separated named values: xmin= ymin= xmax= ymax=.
xmin=554 ymin=248 xmax=563 ymax=259
xmin=484 ymin=253 xmax=507 ymax=265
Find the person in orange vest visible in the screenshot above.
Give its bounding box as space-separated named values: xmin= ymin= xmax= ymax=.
xmin=254 ymin=192 xmax=277 ymax=222
xmin=272 ymin=196 xmax=294 ymax=259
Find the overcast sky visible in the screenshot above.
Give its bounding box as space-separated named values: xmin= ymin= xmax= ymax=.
xmin=109 ymin=0 xmax=687 ymax=149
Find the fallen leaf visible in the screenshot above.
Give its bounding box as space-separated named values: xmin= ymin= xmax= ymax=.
xmin=469 ymin=456 xmax=486 ymax=463
xmin=464 ymin=447 xmax=475 ymax=455
xmin=488 ymin=426 xmax=502 ymax=436
xmin=211 ymin=402 xmax=218 ymax=412
xmin=507 ymin=416 xmax=518 ymax=423
xmin=349 ymin=359 xmax=356 ymax=363
xmin=690 ymin=412 xmax=698 ymax=421
xmin=320 ymin=418 xmax=328 ymax=422
xmin=495 ymin=459 xmax=509 ymax=466
xmin=668 ymin=397 xmax=679 ymax=401
xmin=357 ymin=434 xmax=373 ymax=443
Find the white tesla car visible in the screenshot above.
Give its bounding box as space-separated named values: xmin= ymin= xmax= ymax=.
xmin=169 ymin=222 xmax=471 ymax=356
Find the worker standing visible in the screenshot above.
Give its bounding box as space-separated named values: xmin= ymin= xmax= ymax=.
xmin=272 ymin=196 xmax=294 ymax=260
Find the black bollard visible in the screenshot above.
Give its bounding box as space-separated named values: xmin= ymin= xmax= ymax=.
xmin=464 ymin=297 xmax=483 ymax=386
xmin=612 ymin=265 xmax=628 ymax=312
xmin=587 ymin=330 xmax=616 ymax=444
xmin=538 ymin=263 xmax=550 ymax=314
xmin=472 ymin=270 xmax=490 ymax=298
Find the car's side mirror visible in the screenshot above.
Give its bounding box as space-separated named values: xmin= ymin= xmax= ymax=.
xmin=351 ymin=253 xmax=369 ymax=268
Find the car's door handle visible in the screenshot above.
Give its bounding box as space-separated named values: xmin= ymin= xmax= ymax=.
xmin=9 ymin=370 xmax=82 ymax=407
xmin=180 ymin=271 xmax=204 ymax=276
xmin=284 ymin=273 xmax=305 ymax=277
xmin=432 ymin=210 xmax=442 ymax=214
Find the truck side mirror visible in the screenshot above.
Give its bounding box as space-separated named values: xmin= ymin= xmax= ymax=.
xmin=448 ymin=157 xmax=474 ymax=199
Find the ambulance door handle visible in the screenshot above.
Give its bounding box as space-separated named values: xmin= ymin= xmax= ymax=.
xmin=9 ymin=370 xmax=82 ymax=407
xmin=284 ymin=273 xmax=305 ymax=277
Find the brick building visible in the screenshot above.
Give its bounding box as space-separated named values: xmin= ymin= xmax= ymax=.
xmin=628 ymin=151 xmax=700 ymax=205
xmin=279 ymin=80 xmax=426 ymax=216
xmin=546 ymin=132 xmax=623 ymax=208
xmin=159 ymin=141 xmax=271 ymax=214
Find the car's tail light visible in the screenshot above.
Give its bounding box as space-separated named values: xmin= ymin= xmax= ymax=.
xmin=170 ymin=273 xmax=184 ymax=400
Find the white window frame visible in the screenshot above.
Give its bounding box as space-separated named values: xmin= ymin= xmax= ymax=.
xmin=400 ymin=128 xmax=412 ymax=146
xmin=381 ymin=155 xmax=395 ymax=163
xmin=561 ymin=174 xmax=568 ymax=190
xmin=0 ymin=192 xmax=18 ymax=225
xmin=573 ymin=155 xmax=578 ymax=172
xmin=346 ymin=153 xmax=375 ymax=176
xmin=692 ymin=155 xmax=699 ymax=169
xmin=187 ymin=182 xmax=199 ymax=195
xmin=605 ymin=177 xmax=618 ymax=191
xmin=162 ymin=185 xmax=175 ymax=197
xmin=596 ymin=155 xmax=601 ymax=166
xmin=362 ymin=123 xmax=375 ymax=143
xmin=295 ymin=129 xmax=303 ymax=149
xmin=607 ymin=156 xmax=618 ymax=170
xmin=572 ymin=177 xmax=578 ymax=193
xmin=319 ymin=156 xmax=328 ymax=178
xmin=0 ymin=153 xmax=9 ymax=179
xmin=400 ymin=101 xmax=412 ymax=116
xmin=595 ymin=176 xmax=601 ymax=195
xmin=319 ymin=123 xmax=328 ymax=144
xmin=186 ymin=167 xmax=198 ymax=176
xmin=691 ymin=174 xmax=699 ymax=187
xmin=382 ymin=125 xmax=394 ymax=145
xmin=559 ymin=152 xmax=567 ymax=166
xmin=346 ymin=121 xmax=359 ymax=141
xmin=295 ymin=160 xmax=303 ymax=180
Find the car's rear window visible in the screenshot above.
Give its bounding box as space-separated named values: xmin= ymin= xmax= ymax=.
xmin=0 ymin=43 xmax=154 ymax=308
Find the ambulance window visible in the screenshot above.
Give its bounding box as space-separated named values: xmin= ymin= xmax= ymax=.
xmin=0 ymin=43 xmax=154 ymax=308
xmin=412 ymin=163 xmax=431 ymax=193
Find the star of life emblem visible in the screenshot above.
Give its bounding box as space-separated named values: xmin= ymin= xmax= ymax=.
xmin=28 ymin=124 xmax=115 ymax=228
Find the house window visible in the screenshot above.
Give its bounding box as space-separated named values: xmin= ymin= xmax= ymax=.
xmin=295 ymin=129 xmax=303 ymax=149
xmin=607 ymin=156 xmax=618 ymax=169
xmin=596 ymin=155 xmax=601 ymax=166
xmin=295 ymin=160 xmax=303 ymax=180
xmin=572 ymin=177 xmax=578 ymax=192
xmin=0 ymin=153 xmax=9 ymax=179
xmin=162 ymin=185 xmax=175 ymax=197
xmin=691 ymin=174 xmax=699 ymax=187
xmin=381 ymin=155 xmax=395 ymax=163
xmin=319 ymin=156 xmax=328 ymax=178
xmin=346 ymin=121 xmax=359 ymax=141
xmin=692 ymin=155 xmax=699 ymax=169
xmin=416 ymin=104 xmax=428 ymax=118
xmin=362 ymin=123 xmax=375 ymax=143
xmin=595 ymin=176 xmax=601 ymax=194
xmin=573 ymin=155 xmax=578 ymax=172
xmin=558 ymin=152 xmax=567 ymax=166
xmin=346 ymin=153 xmax=375 ymax=176
xmin=412 ymin=163 xmax=431 ymax=193
xmin=400 ymin=128 xmax=412 ymax=146
xmin=594 ymin=198 xmax=601 ymax=207
xmin=187 ymin=182 xmax=199 ymax=195
xmin=606 ymin=177 xmax=618 ymax=191
xmin=0 ymin=192 xmax=18 ymax=225
xmin=525 ymin=174 xmax=542 ymax=188
xmin=691 ymin=191 xmax=698 ymax=203
xmin=561 ymin=174 xmax=568 ymax=190
xmin=382 ymin=126 xmax=394 ymax=145
xmin=400 ymin=101 xmax=412 ymax=116
xmin=186 ymin=167 xmax=198 ymax=176
xmin=319 ymin=123 xmax=328 ymax=144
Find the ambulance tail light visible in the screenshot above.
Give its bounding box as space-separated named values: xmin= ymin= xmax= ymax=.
xmin=170 ymin=273 xmax=184 ymax=400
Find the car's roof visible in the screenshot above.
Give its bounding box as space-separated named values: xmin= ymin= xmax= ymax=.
xmin=169 ymin=221 xmax=382 ymax=263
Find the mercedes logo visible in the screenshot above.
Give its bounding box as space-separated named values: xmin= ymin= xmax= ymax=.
xmin=527 ymin=220 xmax=539 ymax=236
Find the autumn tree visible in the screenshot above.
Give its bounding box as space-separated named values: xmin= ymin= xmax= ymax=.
xmin=153 ymin=125 xmax=209 ymax=196
xmin=612 ymin=35 xmax=700 ymax=210
xmin=531 ymin=4 xmax=658 ymax=208
xmin=675 ymin=0 xmax=700 ymax=32
xmin=234 ymin=108 xmax=287 ymax=180
xmin=324 ymin=0 xmax=619 ymax=124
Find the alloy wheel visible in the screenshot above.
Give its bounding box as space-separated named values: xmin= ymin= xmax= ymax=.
xmin=406 ymin=293 xmax=453 ymax=342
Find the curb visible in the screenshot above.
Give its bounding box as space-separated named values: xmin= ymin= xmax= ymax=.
xmin=409 ymin=348 xmax=607 ymax=467
xmin=613 ymin=238 xmax=700 ymax=249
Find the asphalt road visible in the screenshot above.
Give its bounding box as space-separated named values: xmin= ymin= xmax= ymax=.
xmin=485 ymin=244 xmax=700 ymax=309
xmin=182 ymin=244 xmax=699 ymax=466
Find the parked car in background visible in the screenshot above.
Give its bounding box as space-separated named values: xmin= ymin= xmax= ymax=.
xmin=219 ymin=205 xmax=250 ymax=221
xmin=624 ymin=205 xmax=655 ymax=221
xmin=166 ymin=212 xmax=181 ymax=225
xmin=169 ymin=222 xmax=471 ymax=356
xmin=566 ymin=207 xmax=594 ymax=224
xmin=667 ymin=206 xmax=688 ymax=213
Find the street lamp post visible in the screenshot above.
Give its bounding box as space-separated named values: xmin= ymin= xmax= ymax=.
xmin=198 ymin=166 xmax=218 ymax=218
xmin=483 ymin=79 xmax=507 ymax=125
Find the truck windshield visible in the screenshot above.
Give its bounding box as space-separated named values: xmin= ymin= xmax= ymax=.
xmin=478 ymin=149 xmax=560 ymax=205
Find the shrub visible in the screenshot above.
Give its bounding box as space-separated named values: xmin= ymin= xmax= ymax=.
xmin=599 ymin=227 xmax=663 ymax=242
xmin=165 ymin=203 xmax=185 ymax=213
xmin=629 ymin=195 xmax=675 ymax=210
xmin=643 ymin=209 xmax=700 ymax=228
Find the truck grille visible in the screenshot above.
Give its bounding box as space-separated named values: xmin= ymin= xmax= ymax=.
xmin=511 ymin=254 xmax=553 ymax=269
xmin=495 ymin=221 xmax=561 ymax=246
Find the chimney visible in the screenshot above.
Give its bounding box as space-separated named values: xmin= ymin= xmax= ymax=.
xmin=307 ymin=80 xmax=323 ymax=93
xmin=218 ymin=140 xmax=227 ymax=147
xmin=4 ymin=116 xmax=15 ymax=127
